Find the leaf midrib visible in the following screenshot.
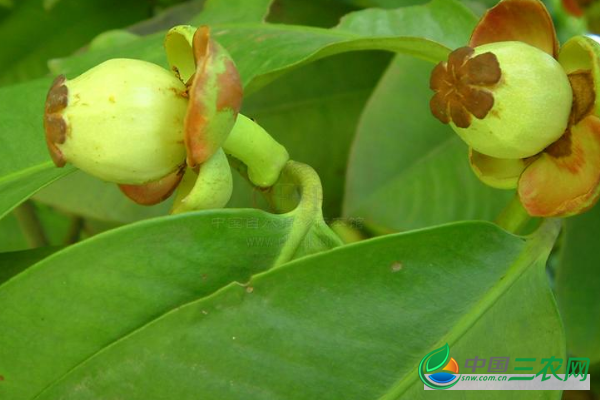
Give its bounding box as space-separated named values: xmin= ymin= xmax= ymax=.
xmin=0 ymin=161 xmax=55 ymax=185
xmin=29 ymin=221 xmax=520 ymax=399
xmin=26 ymin=209 xmax=301 ymax=399
xmin=377 ymin=220 xmax=560 ymax=399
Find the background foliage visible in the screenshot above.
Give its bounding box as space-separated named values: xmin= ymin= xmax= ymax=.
xmin=0 ymin=0 xmax=597 ymax=399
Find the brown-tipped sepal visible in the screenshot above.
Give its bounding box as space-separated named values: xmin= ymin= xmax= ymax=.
xmin=184 ymin=26 xmax=243 ymax=168
xmin=469 ymin=149 xmax=532 ymax=189
xmin=518 ymin=115 xmax=600 ymax=217
xmin=43 ymin=75 xmax=68 ymax=167
xmin=558 ymin=35 xmax=600 ymax=122
xmin=119 ymin=166 xmax=185 ymax=206
xmin=470 ymin=0 xmax=559 ymax=58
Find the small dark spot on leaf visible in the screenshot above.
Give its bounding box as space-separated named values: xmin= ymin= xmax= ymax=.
xmin=391 ymin=262 xmax=403 ymax=272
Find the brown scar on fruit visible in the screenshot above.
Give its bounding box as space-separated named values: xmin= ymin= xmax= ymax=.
xmin=568 ymin=70 xmax=595 ymax=125
xmin=429 ymin=46 xmax=501 ymax=128
xmin=43 ymin=75 xmax=69 ymax=167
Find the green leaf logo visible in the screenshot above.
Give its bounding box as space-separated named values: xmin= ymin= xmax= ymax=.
xmin=418 ymin=343 xmax=460 ymax=390
xmin=426 ymin=343 xmax=449 ymax=372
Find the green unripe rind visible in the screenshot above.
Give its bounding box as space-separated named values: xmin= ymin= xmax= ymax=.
xmin=59 ymin=59 xmax=188 ymax=185
xmin=223 ymin=114 xmax=290 ymax=187
xmin=452 ymin=41 xmax=572 ymax=159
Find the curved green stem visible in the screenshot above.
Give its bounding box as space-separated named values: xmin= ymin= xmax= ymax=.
xmin=228 ymin=156 xmax=342 ymax=264
xmin=267 ymin=161 xmax=342 ymax=266
xmin=495 ymin=195 xmax=532 ymax=234
xmin=222 ymin=114 xmax=289 ymax=188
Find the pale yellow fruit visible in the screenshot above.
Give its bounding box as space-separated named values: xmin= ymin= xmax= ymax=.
xmin=58 ymin=58 xmax=188 ymax=184
xmin=452 ymin=41 xmax=573 ymax=159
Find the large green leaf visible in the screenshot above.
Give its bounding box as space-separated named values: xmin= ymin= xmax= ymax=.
xmin=55 ymin=0 xmax=476 ymax=93
xmin=0 ymin=220 xmax=563 ymax=399
xmin=343 ymin=55 xmax=513 ymax=231
xmin=556 ymin=206 xmax=600 ymax=364
xmin=223 ymin=0 xmax=474 ymax=91
xmin=0 ymin=0 xmax=151 ymax=86
xmin=0 ymin=207 xmax=339 ymax=400
xmin=201 ymin=0 xmax=472 ymax=91
xmin=0 ymin=0 xmax=476 ymax=222
xmin=0 ymin=246 xmax=59 ymax=283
